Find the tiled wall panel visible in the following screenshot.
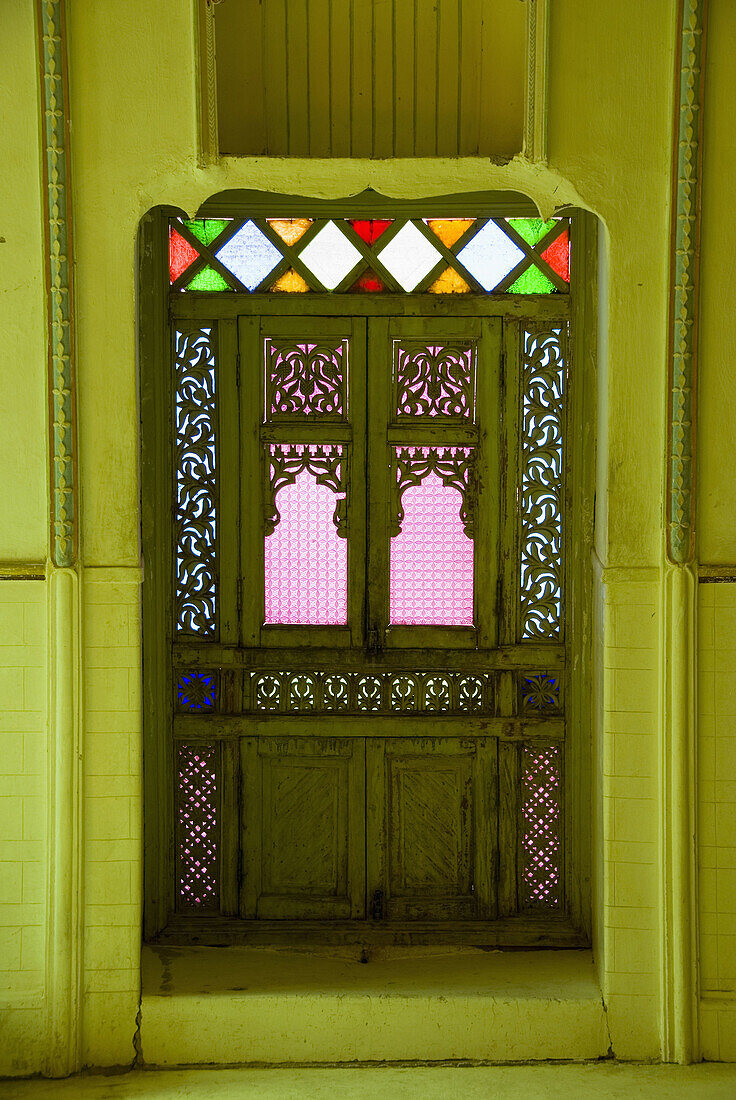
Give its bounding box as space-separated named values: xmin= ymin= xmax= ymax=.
xmin=698 ymin=581 xmax=736 ymax=1060
xmin=599 ymin=575 xmax=660 ymax=1059
xmin=0 ymin=580 xmax=47 ymax=1074
xmin=81 ymin=569 xmax=142 ymax=1068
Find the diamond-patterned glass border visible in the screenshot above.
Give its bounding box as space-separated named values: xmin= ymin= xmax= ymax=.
xmin=169 ymin=215 xmax=570 ymax=295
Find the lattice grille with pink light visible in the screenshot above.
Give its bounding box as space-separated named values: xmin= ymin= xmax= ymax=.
xmin=177 ymin=743 xmax=219 ymax=908
xmin=265 ymin=446 xmax=348 ymax=625
xmin=521 ymin=745 xmax=561 ymax=907
xmin=390 ymin=469 xmax=474 ymax=626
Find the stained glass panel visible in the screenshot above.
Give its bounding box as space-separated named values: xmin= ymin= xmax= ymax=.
xmin=265 ymin=445 xmax=347 ymax=625
xmin=507 ymin=218 xmax=558 ymax=246
xmin=508 ymin=268 xmax=557 ymax=295
xmin=271 ymin=268 xmax=310 ymax=292
xmin=215 ymin=221 xmax=282 ymax=291
xmin=390 ymin=469 xmax=474 ymax=627
xmin=174 ymin=328 xmax=217 ymax=636
xmin=170 ymin=228 xmax=200 ymax=282
xmin=541 ymin=229 xmax=571 ymax=282
xmin=521 ymin=745 xmax=561 ymax=907
xmin=428 ymin=267 xmax=471 ymax=294
xmin=425 ymin=218 xmax=474 ymax=247
xmin=298 ymin=222 xmax=363 ymax=290
xmin=456 ymin=220 xmax=525 ymax=291
xmin=183 ymin=219 xmax=230 ymax=246
xmin=185 ymin=266 xmax=230 ymax=292
xmin=268 ymin=218 xmax=312 ymax=245
xmin=169 ymin=215 xmax=570 ymax=296
xmin=350 ymin=218 xmax=392 ymax=244
xmin=350 ymin=268 xmax=385 ymax=292
xmin=376 ymin=222 xmax=442 ymax=291
xmin=177 ymin=743 xmax=219 ymax=909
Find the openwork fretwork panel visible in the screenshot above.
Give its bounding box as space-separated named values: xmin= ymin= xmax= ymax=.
xmin=245 ymin=671 xmax=494 ymax=715
xmin=174 ymin=328 xmax=218 ymax=637
xmin=176 ymin=743 xmax=219 ymax=909
xmin=518 ymin=673 xmax=562 ymax=715
xmin=520 ymin=744 xmax=562 ymax=908
xmin=519 ymin=326 xmax=565 ymax=640
xmin=393 ymin=341 xmax=476 ymax=421
xmin=266 ymin=338 xmax=347 ymax=419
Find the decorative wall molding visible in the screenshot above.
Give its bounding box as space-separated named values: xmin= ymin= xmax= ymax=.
xmin=662 ymin=2 xmax=708 ymax=1064
xmin=38 ymin=0 xmax=77 ymax=568
xmin=667 ymin=0 xmax=707 ymax=566
xmin=197 ymin=0 xmax=220 ymax=163
xmin=523 ymin=0 xmax=550 ymax=162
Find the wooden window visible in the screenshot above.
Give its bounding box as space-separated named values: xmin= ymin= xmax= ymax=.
xmin=141 ymin=195 xmax=591 ymax=948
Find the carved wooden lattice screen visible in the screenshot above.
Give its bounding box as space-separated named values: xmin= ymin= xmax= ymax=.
xmin=148 ymin=201 xmax=576 ymax=945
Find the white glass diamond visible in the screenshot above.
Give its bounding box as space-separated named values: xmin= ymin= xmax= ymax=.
xmin=215 ymin=220 xmax=282 ymax=291
xmin=298 ymin=222 xmax=363 ymax=290
xmin=376 ymin=221 xmax=442 ymax=291
xmin=456 ymin=220 xmax=525 ymax=291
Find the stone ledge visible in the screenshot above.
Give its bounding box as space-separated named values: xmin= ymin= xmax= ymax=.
xmin=141 ymin=945 xmax=608 ymax=1064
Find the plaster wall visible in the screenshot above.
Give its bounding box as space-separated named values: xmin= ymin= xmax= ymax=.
xmin=695 ymin=0 xmax=736 ymax=1061
xmin=1 ymin=0 xmax=732 ymax=1075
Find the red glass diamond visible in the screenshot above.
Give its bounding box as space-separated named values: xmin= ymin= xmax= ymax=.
xmin=540 ymin=228 xmax=570 ymax=282
xmin=170 ymin=228 xmax=200 ymax=283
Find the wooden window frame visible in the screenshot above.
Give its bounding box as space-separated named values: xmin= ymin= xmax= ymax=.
xmin=138 ymin=193 xmax=597 ymax=949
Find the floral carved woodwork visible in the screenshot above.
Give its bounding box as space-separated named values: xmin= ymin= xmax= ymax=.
xmin=393 ymin=341 xmax=475 ymax=420
xmin=266 ymin=339 xmax=347 ymax=419
xmin=174 ymin=328 xmax=218 ymax=636
xmin=519 ymin=326 xmax=565 ymax=640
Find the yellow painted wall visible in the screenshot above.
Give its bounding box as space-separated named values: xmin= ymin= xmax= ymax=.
xmin=1 ymin=0 xmax=734 ymax=1075
xmin=696 ymin=0 xmax=736 ymax=1059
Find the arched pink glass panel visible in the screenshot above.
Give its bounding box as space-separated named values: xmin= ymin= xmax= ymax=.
xmin=265 ymin=470 xmax=348 ymax=625
xmin=389 ymin=471 xmax=474 ymax=626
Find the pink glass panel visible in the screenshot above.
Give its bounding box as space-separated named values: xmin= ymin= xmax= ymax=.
xmin=390 ymin=471 xmax=474 ymax=626
xmin=265 ymin=469 xmax=347 ymax=625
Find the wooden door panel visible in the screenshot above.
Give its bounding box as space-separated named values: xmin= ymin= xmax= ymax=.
xmin=368 ymin=737 xmax=497 ymax=921
xmin=242 ymin=736 xmax=365 ymax=919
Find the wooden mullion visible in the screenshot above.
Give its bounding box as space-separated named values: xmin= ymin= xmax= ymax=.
xmin=366 ymin=317 xmax=391 ymax=649
xmin=501 ymin=319 xmax=521 ymax=645
xmin=366 ymin=738 xmax=386 ymax=918
xmin=220 ymin=738 xmax=239 ymax=917
xmin=348 ymin=318 xmax=368 ymax=648
xmin=250 ymin=218 xmax=322 ymax=292
xmin=171 ymin=296 xmax=572 ymax=321
xmin=169 ymin=220 xmax=241 ymax=293
xmin=173 ymin=642 xmax=567 ymax=671
xmin=498 ymin=741 xmax=520 ymax=916
xmin=140 ymin=209 xmax=174 ymax=937
xmin=410 ymin=218 xmax=487 ymax=295
xmin=173 ymin=715 xmax=567 ymax=740
xmin=475 ymin=738 xmax=498 ymax=918
xmin=262 ymin=424 xmax=352 ymax=445
xmin=218 ymin=319 xmax=239 ymax=645
xmin=335 ymin=222 xmax=404 ymax=293
xmin=238 ymin=316 xmax=263 ymax=646
xmin=240 ymin=737 xmax=261 ymax=917
xmin=475 ymin=317 xmax=502 ymax=648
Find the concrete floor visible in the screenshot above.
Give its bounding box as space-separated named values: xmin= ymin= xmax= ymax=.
xmin=2 ymin=1064 xmax=736 ymax=1099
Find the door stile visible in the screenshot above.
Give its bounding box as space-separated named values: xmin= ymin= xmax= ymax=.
xmin=218 ymin=318 xmax=240 ymax=645
xmin=474 ymin=317 xmax=502 ymax=649
xmin=238 ymin=316 xmax=263 ymax=647
xmin=366 ymin=317 xmax=392 ymax=649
